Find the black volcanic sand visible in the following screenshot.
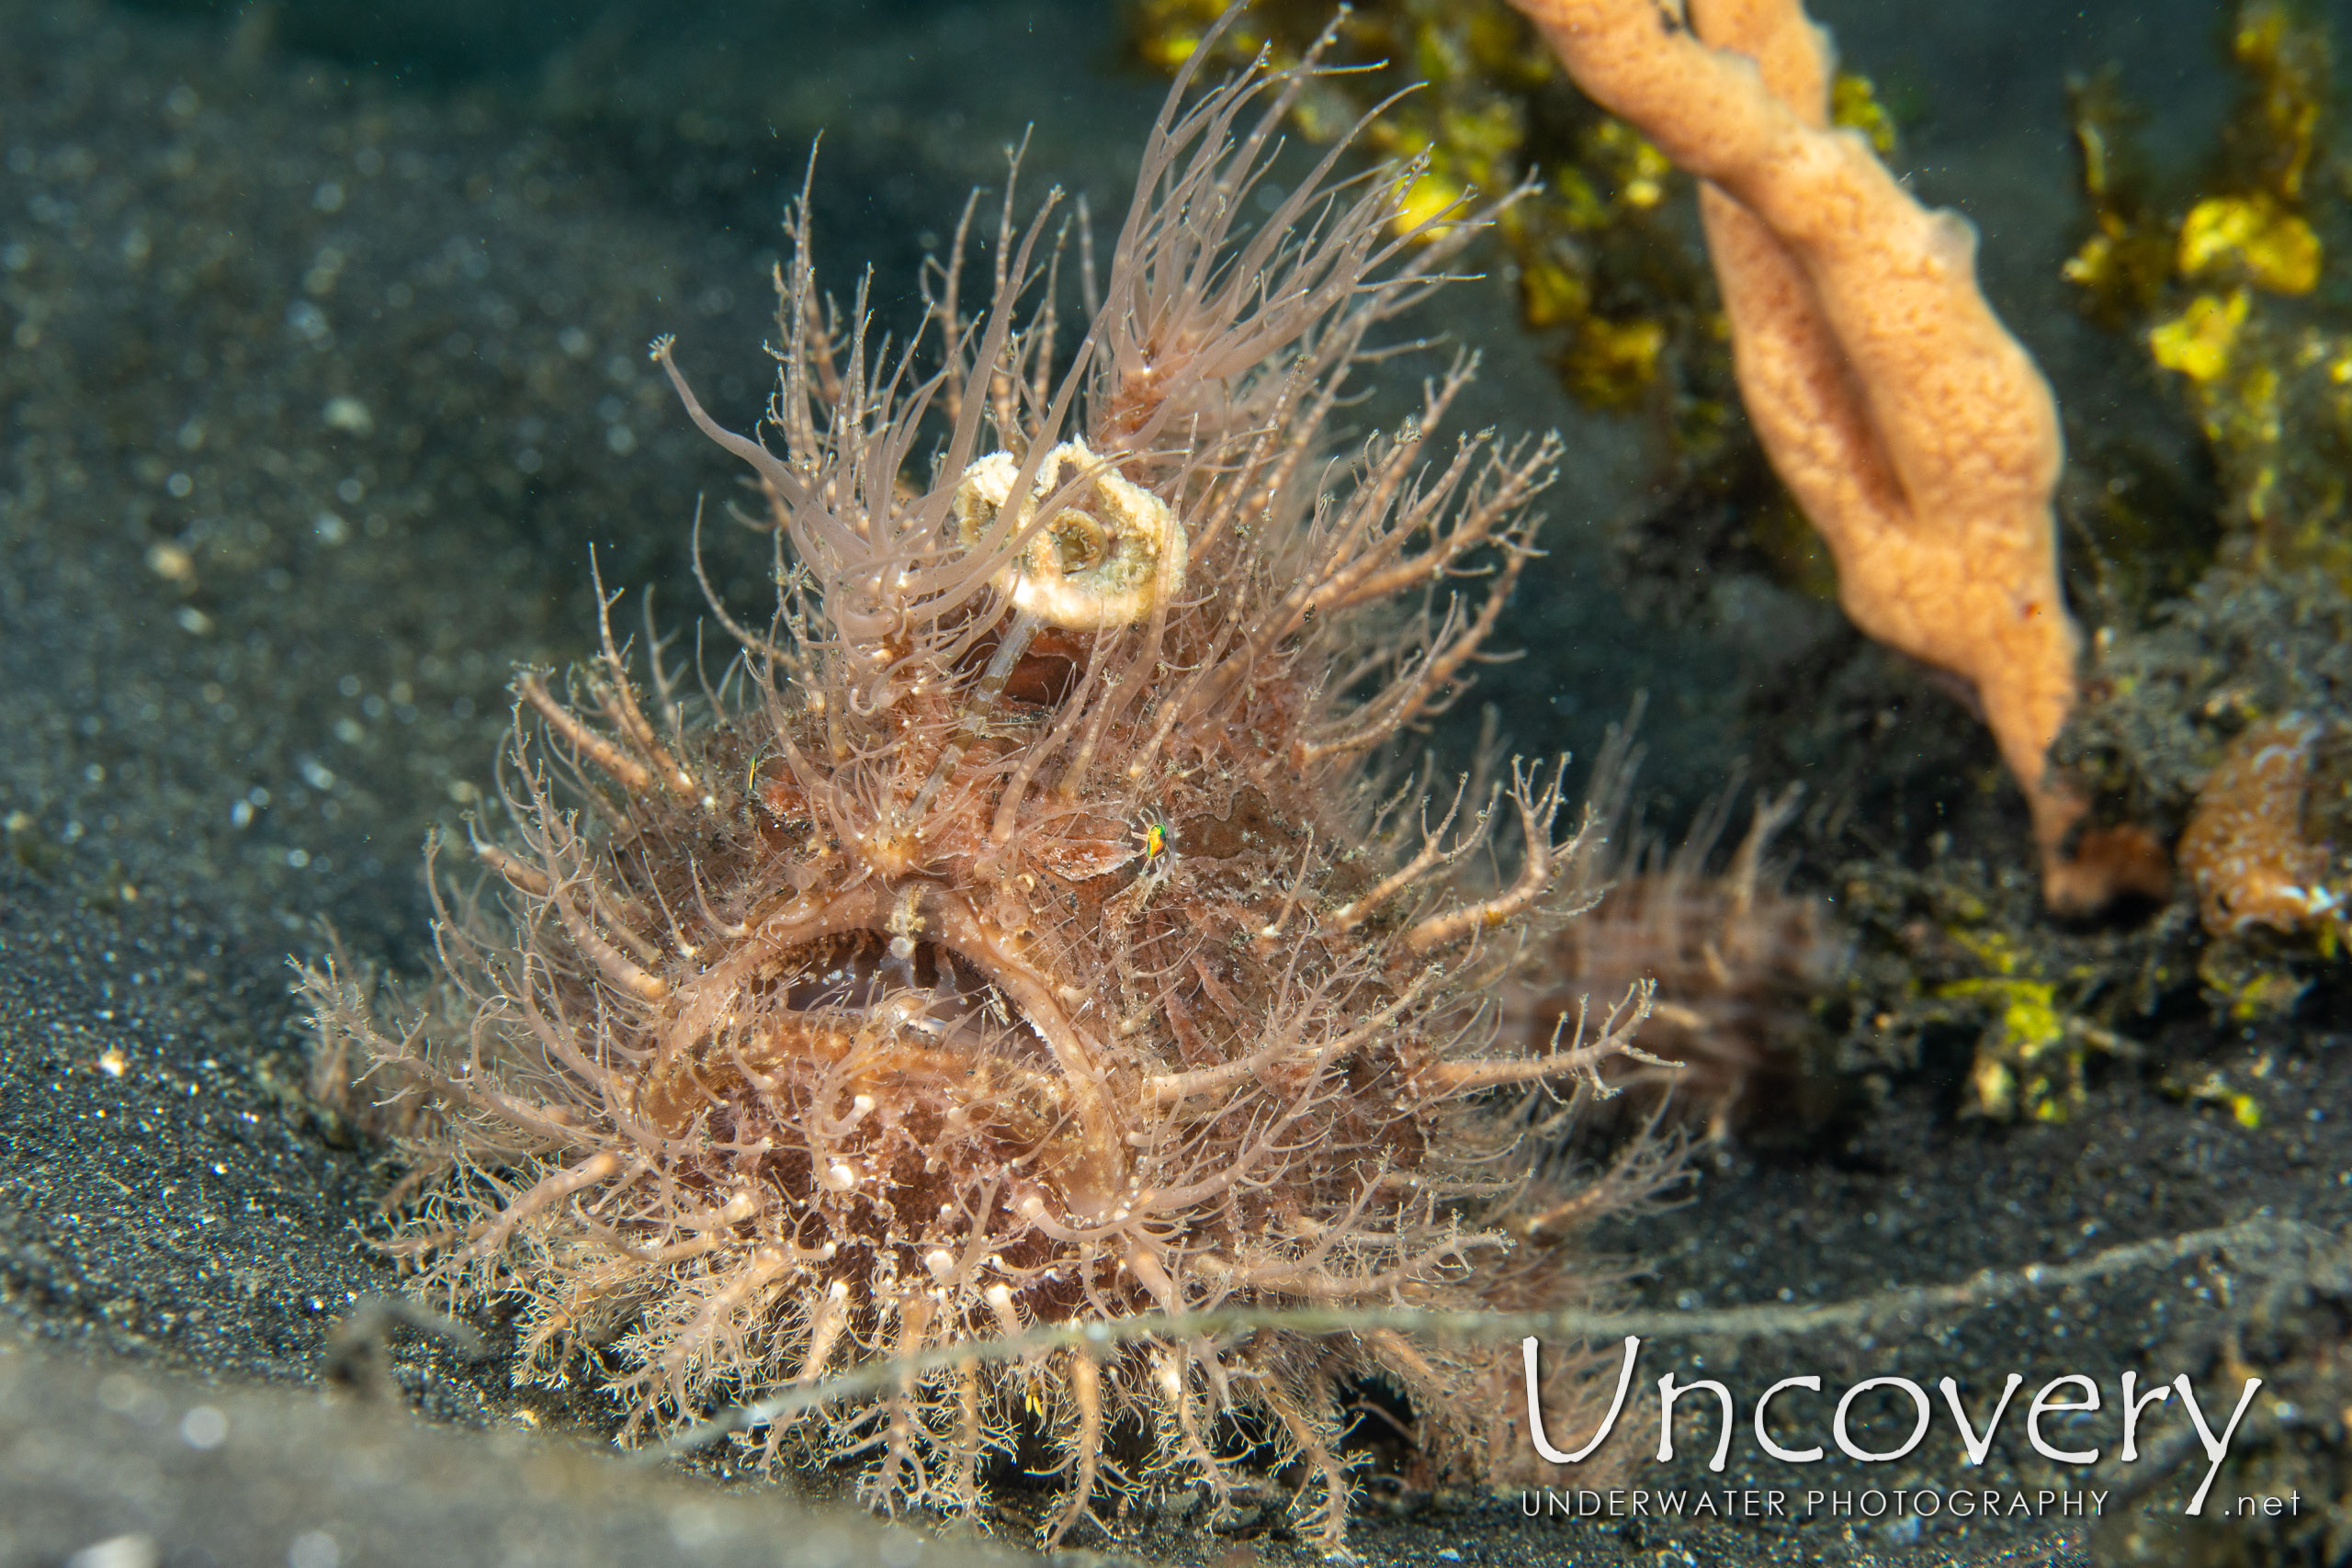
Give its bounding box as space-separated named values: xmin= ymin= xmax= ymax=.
xmin=3 ymin=2 xmax=2345 ymax=1566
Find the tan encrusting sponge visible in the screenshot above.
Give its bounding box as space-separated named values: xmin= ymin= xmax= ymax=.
xmin=1513 ymin=0 xmax=2167 ymax=908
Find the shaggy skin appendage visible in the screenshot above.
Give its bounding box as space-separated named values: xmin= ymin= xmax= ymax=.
xmin=1506 ymin=762 xmax=1848 ymax=1139
xmin=303 ymin=45 xmax=1673 ymax=1550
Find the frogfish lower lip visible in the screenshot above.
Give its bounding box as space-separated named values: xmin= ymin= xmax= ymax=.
xmin=636 ymin=883 xmax=1129 ymax=1214
xmin=767 ymin=929 xmax=1004 ymax=1034
xmin=640 ymin=929 xmax=1028 ymax=1133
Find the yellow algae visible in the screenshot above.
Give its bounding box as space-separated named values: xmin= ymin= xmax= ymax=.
xmin=2150 ymin=289 xmax=2250 ymax=383
xmin=2177 ymin=195 xmax=2322 ymax=295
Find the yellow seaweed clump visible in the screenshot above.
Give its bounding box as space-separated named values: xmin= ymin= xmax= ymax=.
xmin=1832 ymin=864 xmax=2147 ymax=1126
xmin=2067 ymin=0 xmax=2352 ymax=588
xmin=1938 ymin=929 xmax=2121 ymax=1124
xmin=2175 ymin=192 xmax=2323 ymax=296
